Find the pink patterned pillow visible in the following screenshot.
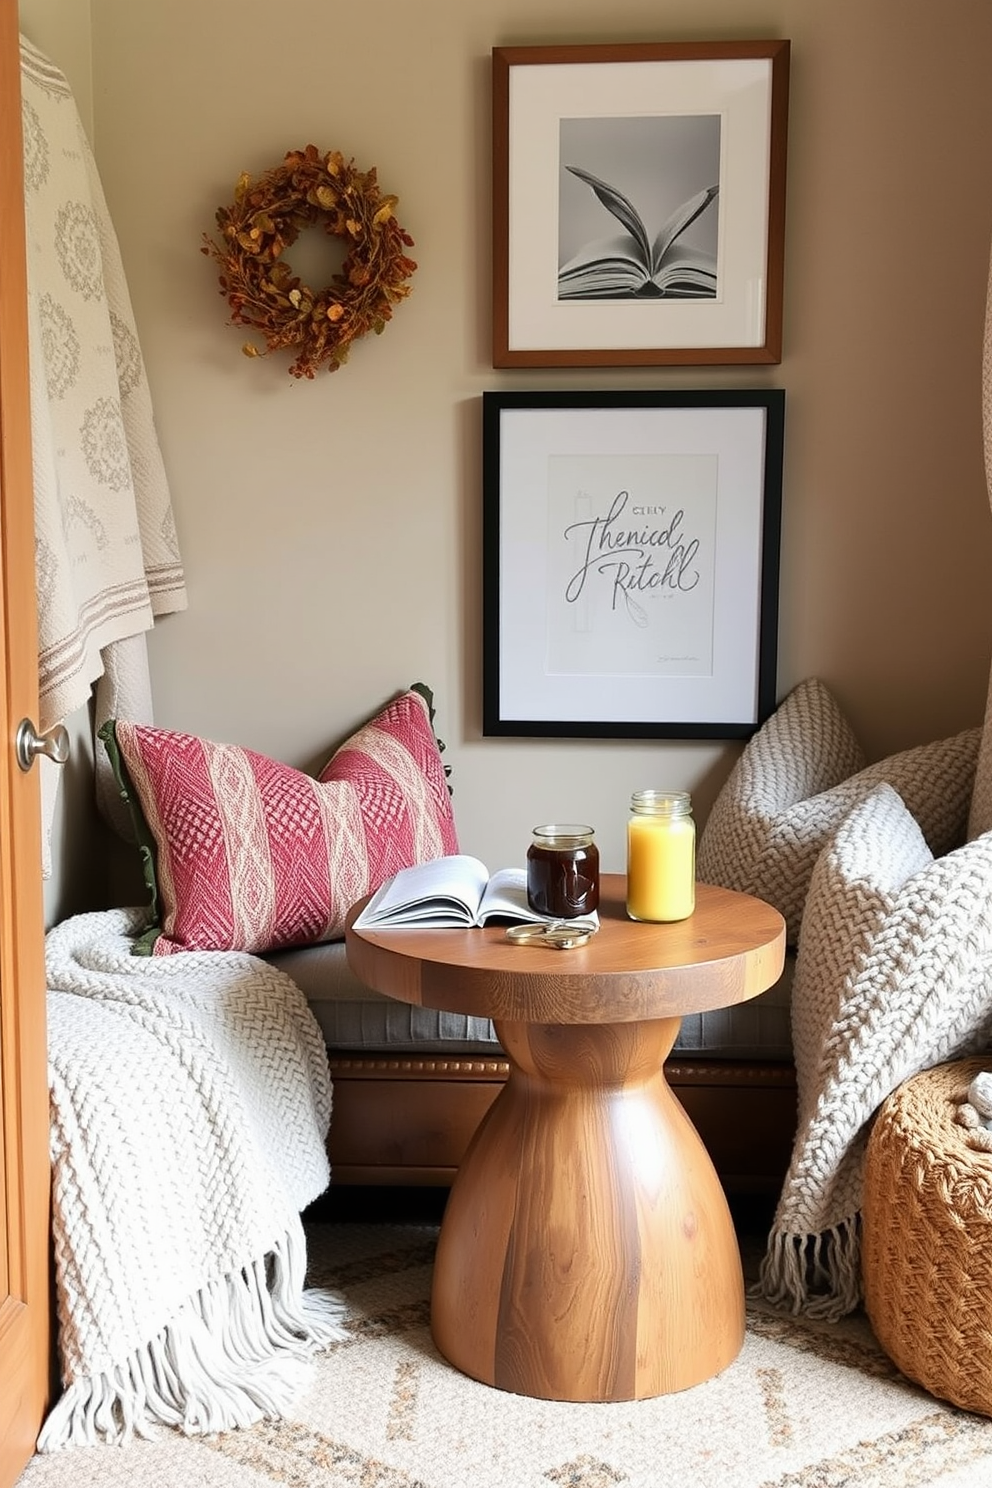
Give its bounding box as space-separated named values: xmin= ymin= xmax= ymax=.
xmin=100 ymin=688 xmax=458 ymax=955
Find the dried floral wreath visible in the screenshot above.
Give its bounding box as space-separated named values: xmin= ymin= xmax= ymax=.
xmin=201 ymin=145 xmax=417 ymax=378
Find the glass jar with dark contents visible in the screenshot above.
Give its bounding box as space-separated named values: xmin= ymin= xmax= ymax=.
xmin=526 ymin=824 xmax=600 ymax=920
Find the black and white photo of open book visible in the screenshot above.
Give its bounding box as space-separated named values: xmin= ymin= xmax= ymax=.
xmin=558 ymin=165 xmax=719 ymax=301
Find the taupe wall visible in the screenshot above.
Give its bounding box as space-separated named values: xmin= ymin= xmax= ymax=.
xmin=20 ymin=0 xmax=992 ymax=919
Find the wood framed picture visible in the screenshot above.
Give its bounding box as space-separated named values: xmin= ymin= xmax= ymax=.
xmin=482 ymin=388 xmax=785 ymax=739
xmin=492 ymin=41 xmax=790 ymax=368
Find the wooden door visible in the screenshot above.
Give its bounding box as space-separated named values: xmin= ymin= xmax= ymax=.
xmin=0 ymin=0 xmax=54 ymax=1480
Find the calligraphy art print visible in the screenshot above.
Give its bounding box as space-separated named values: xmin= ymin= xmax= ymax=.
xmin=482 ymin=389 xmax=784 ymax=739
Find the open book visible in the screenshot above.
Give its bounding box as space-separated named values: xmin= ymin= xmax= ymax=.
xmin=559 ymin=165 xmax=719 ymax=300
xmin=352 ymin=854 xmax=599 ymax=931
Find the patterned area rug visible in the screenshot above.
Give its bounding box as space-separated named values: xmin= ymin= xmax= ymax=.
xmin=19 ymin=1216 xmax=992 ymax=1488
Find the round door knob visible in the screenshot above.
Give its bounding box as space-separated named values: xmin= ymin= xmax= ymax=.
xmin=15 ymin=718 xmax=70 ymax=772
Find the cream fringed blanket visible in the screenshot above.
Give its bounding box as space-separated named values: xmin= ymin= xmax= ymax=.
xmin=20 ymin=36 xmax=188 ymax=870
xmin=758 ymin=784 xmax=992 ymax=1321
xmin=39 ymin=909 xmax=346 ymax=1452
xmin=20 ymin=36 xmax=187 ymax=730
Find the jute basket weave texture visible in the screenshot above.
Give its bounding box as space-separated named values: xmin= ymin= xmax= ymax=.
xmin=863 ymin=1057 xmax=992 ymax=1416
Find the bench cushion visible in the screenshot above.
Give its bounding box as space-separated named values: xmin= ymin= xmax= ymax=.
xmin=267 ymin=941 xmax=795 ymax=1061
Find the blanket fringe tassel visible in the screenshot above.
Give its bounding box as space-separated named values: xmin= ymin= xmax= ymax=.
xmin=38 ymin=1226 xmax=347 ymax=1451
xmin=755 ymin=1215 xmax=862 ymax=1322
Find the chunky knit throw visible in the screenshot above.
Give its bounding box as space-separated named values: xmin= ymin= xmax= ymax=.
xmin=39 ymin=909 xmax=345 ymax=1450
xmin=758 ymin=786 xmax=992 ymax=1320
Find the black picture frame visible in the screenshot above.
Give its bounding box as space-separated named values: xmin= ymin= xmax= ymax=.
xmin=482 ymin=388 xmax=784 ymax=739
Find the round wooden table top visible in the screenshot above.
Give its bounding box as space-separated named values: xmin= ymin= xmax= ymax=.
xmin=345 ymin=874 xmax=786 ymax=1027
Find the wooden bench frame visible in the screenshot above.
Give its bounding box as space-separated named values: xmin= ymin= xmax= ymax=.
xmin=326 ymin=1054 xmax=797 ymax=1195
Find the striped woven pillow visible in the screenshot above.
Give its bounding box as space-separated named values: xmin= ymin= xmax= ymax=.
xmin=100 ymin=687 xmax=458 ymax=955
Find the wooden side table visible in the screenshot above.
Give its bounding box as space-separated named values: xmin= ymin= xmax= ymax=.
xmin=346 ymin=874 xmax=785 ymax=1403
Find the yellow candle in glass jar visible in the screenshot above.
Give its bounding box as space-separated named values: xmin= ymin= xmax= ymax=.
xmin=626 ymin=791 xmax=695 ymax=923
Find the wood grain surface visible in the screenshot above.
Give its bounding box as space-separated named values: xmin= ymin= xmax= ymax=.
xmin=345 ymin=875 xmax=786 ymax=1024
xmin=345 ymin=875 xmax=786 ymax=1401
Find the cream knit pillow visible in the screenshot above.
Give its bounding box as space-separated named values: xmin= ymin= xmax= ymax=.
xmin=698 ymin=678 xmax=980 ymax=945
xmin=697 ymin=678 xmax=864 ymax=936
xmin=789 ymin=783 xmax=932 ymax=1097
xmin=967 ymin=240 xmax=992 ymax=842
xmin=971 ymin=681 xmax=992 ymax=841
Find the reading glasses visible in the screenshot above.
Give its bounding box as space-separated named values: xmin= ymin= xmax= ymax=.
xmin=504 ymin=922 xmax=597 ymax=951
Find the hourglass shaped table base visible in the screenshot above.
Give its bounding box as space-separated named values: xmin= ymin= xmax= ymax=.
xmin=346 ymin=876 xmax=785 ymax=1403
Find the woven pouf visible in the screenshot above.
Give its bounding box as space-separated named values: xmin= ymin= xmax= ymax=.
xmin=863 ymin=1057 xmax=992 ymax=1415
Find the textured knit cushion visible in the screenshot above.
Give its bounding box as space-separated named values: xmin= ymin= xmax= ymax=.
xmin=968 ymin=244 xmax=992 ymax=842
xmin=697 ymin=678 xmax=864 ymax=936
xmin=697 ymin=677 xmax=980 ymax=945
xmin=971 ymin=669 xmax=992 ymax=840
xmin=100 ymin=687 xmax=459 ymax=955
xmin=790 ymin=783 xmax=933 ymax=1095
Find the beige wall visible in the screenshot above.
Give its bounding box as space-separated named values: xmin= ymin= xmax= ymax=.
xmin=18 ymin=0 xmax=90 ymax=131
xmin=20 ymin=0 xmax=992 ymax=915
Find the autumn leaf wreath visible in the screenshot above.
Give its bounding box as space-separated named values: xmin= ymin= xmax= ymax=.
xmin=202 ymin=144 xmax=417 ymax=378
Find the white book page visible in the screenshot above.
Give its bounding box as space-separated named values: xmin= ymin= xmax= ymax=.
xmin=477 ymin=868 xmax=599 ymax=930
xmin=476 ymin=867 xmax=539 ymax=923
xmin=353 ymin=855 xmax=490 ymax=927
